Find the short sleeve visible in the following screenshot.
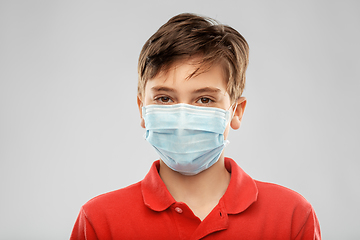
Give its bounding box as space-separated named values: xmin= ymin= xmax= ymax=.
xmin=294 ymin=206 xmax=321 ymax=240
xmin=70 ymin=207 xmax=98 ymax=240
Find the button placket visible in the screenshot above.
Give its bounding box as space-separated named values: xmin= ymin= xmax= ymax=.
xmin=171 ymin=203 xmax=201 ymax=239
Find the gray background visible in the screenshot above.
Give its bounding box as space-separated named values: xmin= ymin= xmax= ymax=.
xmin=0 ymin=0 xmax=359 ymax=239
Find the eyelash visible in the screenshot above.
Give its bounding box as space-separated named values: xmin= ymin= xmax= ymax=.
xmin=154 ymin=96 xmax=173 ymax=104
xmin=196 ymin=97 xmax=214 ymax=105
xmin=154 ymin=96 xmax=215 ymax=105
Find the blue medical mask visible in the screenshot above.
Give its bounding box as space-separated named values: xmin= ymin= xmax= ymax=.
xmin=142 ymin=103 xmax=234 ymax=175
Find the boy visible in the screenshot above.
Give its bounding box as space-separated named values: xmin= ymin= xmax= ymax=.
xmin=70 ymin=13 xmax=321 ymax=239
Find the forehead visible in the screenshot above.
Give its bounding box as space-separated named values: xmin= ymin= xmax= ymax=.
xmin=145 ymin=59 xmax=228 ymax=93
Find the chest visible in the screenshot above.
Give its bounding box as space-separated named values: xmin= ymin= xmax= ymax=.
xmin=94 ymin=202 xmax=293 ymax=240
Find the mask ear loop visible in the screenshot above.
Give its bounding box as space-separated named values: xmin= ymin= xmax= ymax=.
xmin=233 ymin=103 xmax=238 ymax=119
xmin=229 ymin=102 xmax=238 ymax=120
xmin=225 ymin=102 xmax=238 ymax=126
xmin=223 ymin=102 xmax=237 ymax=144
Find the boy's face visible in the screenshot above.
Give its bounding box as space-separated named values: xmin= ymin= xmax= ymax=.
xmin=137 ymin=58 xmax=246 ymax=139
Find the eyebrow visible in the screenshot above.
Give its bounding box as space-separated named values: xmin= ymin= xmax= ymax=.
xmin=151 ymin=86 xmax=222 ymax=94
xmin=150 ymin=86 xmax=176 ymax=92
xmin=193 ymin=87 xmax=222 ymax=94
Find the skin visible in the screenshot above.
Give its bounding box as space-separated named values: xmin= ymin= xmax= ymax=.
xmin=137 ymin=58 xmax=247 ymax=221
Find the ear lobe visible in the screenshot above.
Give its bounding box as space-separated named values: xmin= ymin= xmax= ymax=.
xmin=137 ymin=95 xmax=146 ymax=129
xmin=230 ymin=97 xmax=247 ymax=130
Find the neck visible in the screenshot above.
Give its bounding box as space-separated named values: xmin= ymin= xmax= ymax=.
xmin=159 ymin=155 xmax=231 ymax=220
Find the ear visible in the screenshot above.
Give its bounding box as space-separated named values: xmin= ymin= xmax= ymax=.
xmin=230 ymin=97 xmax=247 ymax=130
xmin=137 ymin=95 xmax=145 ymax=128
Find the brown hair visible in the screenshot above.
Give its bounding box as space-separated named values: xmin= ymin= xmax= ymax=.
xmin=137 ymin=13 xmax=249 ymax=101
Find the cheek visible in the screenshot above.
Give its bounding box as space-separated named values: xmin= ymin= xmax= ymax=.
xmin=140 ymin=117 xmax=146 ymax=128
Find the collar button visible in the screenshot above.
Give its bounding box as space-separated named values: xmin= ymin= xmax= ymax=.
xmin=174 ymin=207 xmax=183 ymax=214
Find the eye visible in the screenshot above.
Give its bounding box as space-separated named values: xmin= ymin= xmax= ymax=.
xmin=155 ymin=96 xmax=173 ymax=104
xmin=196 ymin=97 xmax=213 ymax=104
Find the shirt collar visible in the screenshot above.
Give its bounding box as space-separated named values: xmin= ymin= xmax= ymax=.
xmin=222 ymin=157 xmax=258 ymax=214
xmin=141 ymin=160 xmax=176 ymax=211
xmin=141 ymin=158 xmax=258 ymax=214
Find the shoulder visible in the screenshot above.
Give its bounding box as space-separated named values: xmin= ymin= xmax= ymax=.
xmin=255 ymin=180 xmax=311 ymax=207
xmin=253 ymin=180 xmax=314 ymax=223
xmin=82 ymin=181 xmax=143 ymax=213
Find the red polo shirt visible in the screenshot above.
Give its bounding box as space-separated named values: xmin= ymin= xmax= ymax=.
xmin=70 ymin=158 xmax=321 ymax=239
